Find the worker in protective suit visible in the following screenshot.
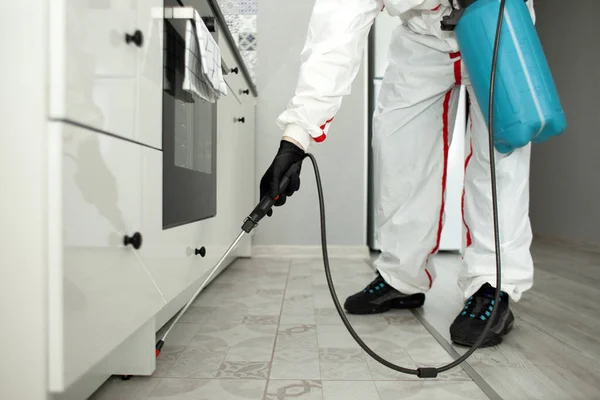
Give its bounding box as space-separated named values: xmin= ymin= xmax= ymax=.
xmin=260 ymin=0 xmax=536 ymax=347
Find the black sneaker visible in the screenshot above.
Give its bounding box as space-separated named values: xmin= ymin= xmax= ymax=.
xmin=344 ymin=273 xmax=425 ymax=315
xmin=450 ymin=283 xmax=514 ymax=348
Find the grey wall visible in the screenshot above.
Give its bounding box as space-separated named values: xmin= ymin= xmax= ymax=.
xmin=254 ymin=0 xmax=368 ymax=246
xmin=530 ymin=1 xmax=600 ymax=245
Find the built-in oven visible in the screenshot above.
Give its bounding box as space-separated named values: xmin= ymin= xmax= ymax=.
xmin=162 ymin=0 xmax=218 ymax=229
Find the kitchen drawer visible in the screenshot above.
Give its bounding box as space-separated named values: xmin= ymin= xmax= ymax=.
xmin=48 ymin=123 xmax=165 ymax=391
xmin=49 ymin=0 xmax=163 ymax=149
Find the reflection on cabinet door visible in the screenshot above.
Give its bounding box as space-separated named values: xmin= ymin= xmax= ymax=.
xmin=48 ymin=123 xmax=165 ymax=391
xmin=135 ymin=0 xmax=164 ymax=149
xmin=49 ymin=1 xmax=163 ymax=149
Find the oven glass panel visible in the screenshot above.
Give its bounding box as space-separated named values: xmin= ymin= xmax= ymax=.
xmin=174 ymin=90 xmax=213 ymax=174
xmin=162 ymin=1 xmax=217 ymax=229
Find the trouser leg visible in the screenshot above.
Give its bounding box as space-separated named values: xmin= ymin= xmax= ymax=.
xmin=373 ymin=86 xmax=461 ymax=295
xmin=459 ymin=86 xmax=534 ymax=302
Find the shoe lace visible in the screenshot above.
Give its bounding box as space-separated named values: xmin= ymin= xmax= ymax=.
xmin=461 ymin=284 xmax=506 ymax=321
xmin=362 ymin=274 xmax=387 ymax=294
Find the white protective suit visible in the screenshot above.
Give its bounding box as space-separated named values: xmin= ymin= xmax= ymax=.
xmin=277 ymin=0 xmax=536 ymax=302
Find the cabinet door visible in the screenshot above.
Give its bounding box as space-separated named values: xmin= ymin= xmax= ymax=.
xmin=215 ymin=89 xmax=243 ymax=243
xmin=48 ymin=123 xmax=165 ymax=391
xmin=230 ymin=98 xmax=256 ymax=256
xmin=138 ymin=148 xmax=221 ymax=304
xmin=49 ymin=1 xmax=163 ymax=149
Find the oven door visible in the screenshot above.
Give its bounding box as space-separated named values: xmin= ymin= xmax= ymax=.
xmin=162 ymin=2 xmax=218 ymax=229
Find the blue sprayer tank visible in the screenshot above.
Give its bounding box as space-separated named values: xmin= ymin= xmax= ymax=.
xmin=451 ymin=0 xmax=567 ymax=153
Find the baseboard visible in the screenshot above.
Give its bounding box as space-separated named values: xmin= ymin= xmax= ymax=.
xmin=252 ymin=245 xmax=370 ymax=259
xmin=534 ymin=234 xmax=600 ymax=254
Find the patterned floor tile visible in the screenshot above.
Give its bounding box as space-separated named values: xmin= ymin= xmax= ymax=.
xmin=362 ymin=346 xmax=418 ymax=381
xmin=276 ymin=325 xmax=318 ymax=348
xmin=319 ymin=348 xmax=364 ymax=364
xmin=216 ymin=361 xmax=270 ymax=379
xmin=191 ymin=323 xmax=278 ymax=348
xmin=271 ymin=346 xmax=321 ymax=380
xmin=148 ymin=379 xmax=266 ymax=400
xmin=265 ymin=380 xmax=323 ymax=400
xmin=279 ymin=312 xmax=316 ymax=325
xmin=320 ymin=361 xmax=372 ymax=381
xmin=224 ymin=346 xmax=274 ymax=362
xmin=163 ymin=346 xmax=229 ymax=379
xmin=375 ymin=381 xmax=488 ymax=400
xmin=316 ymin=325 xmax=361 ymax=349
xmin=363 ymin=346 xmax=470 ymax=382
xmin=242 ymin=314 xmax=280 ymax=325
xmin=322 ymin=381 xmax=380 ymax=400
xmin=318 ymin=348 xmax=373 ymax=381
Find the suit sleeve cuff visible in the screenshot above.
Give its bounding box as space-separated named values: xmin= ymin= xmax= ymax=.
xmin=282 ymin=124 xmax=312 ymax=151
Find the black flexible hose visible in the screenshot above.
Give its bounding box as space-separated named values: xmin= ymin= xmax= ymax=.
xmin=305 ymin=0 xmax=507 ymax=378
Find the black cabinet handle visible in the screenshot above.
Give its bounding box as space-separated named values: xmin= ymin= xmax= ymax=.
xmin=234 ymin=117 xmax=246 ymax=123
xmin=202 ymin=17 xmax=215 ymax=32
xmin=195 ymin=247 xmax=207 ymax=257
xmin=124 ymin=232 xmax=143 ymax=250
xmin=125 ymin=30 xmax=144 ymax=47
xmin=239 ymin=89 xmax=250 ymax=95
xmin=230 ymin=67 xmax=239 ymax=74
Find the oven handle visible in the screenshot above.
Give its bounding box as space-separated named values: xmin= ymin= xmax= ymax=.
xmin=161 ymin=7 xmax=229 ymax=75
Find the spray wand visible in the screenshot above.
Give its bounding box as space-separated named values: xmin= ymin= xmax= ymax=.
xmin=155 ymin=164 xmax=299 ymax=358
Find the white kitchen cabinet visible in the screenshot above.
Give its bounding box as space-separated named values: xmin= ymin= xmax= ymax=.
xmin=49 ymin=0 xmax=163 ymax=149
xmin=47 ymin=122 xmax=166 ymax=391
xmin=6 ymin=1 xmax=257 ymax=398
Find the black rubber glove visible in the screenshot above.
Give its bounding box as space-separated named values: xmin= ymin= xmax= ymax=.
xmin=260 ymin=140 xmax=305 ymax=215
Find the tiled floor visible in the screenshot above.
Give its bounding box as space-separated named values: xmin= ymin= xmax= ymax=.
xmin=416 ymin=240 xmax=600 ymax=399
xmin=90 ymin=257 xmax=487 ymax=400
xmin=90 ymin=241 xmax=600 ymax=399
